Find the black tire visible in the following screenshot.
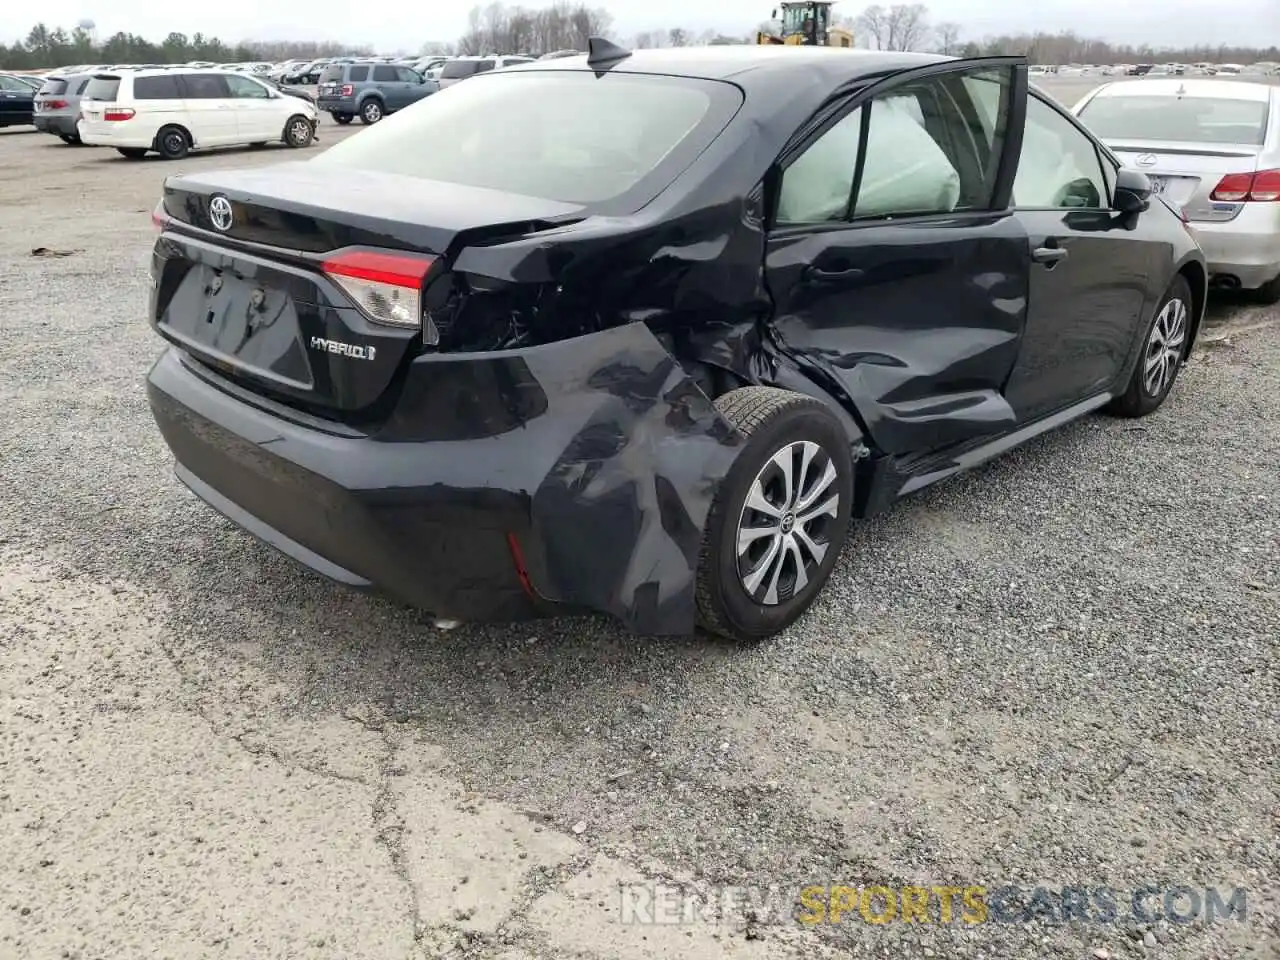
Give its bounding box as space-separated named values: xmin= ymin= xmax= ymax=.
xmin=1108 ymin=275 xmax=1193 ymax=418
xmin=155 ymin=125 xmax=190 ymax=160
xmin=283 ymin=115 xmax=314 ymax=148
xmin=695 ymin=386 xmax=854 ymax=642
xmin=359 ymin=99 xmax=383 ymax=124
xmin=116 ymin=147 xmax=148 ymax=160
xmin=332 ymin=112 xmax=353 ymax=125
xmin=59 ymin=134 xmax=80 ymax=145
xmin=1253 ymin=273 xmax=1280 ymax=305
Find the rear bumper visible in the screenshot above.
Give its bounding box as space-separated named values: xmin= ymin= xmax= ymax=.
xmin=1190 ymin=207 xmax=1280 ymax=289
xmin=317 ymin=97 xmax=357 ymax=113
xmin=146 ymin=325 xmax=742 ymax=634
xmin=34 ymin=115 xmax=77 ymax=136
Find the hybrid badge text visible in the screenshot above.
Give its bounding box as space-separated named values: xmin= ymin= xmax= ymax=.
xmin=311 ymin=336 xmax=376 ymax=361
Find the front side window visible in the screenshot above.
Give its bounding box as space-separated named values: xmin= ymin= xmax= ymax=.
xmin=1015 ymin=95 xmax=1107 ymax=209
xmin=226 ymin=75 xmax=269 ymax=99
xmin=312 ymin=71 xmax=740 ymax=210
xmin=439 ymin=61 xmax=479 ymax=80
xmin=0 ymin=76 xmax=30 ymax=93
xmin=395 ymin=67 xmax=421 ymax=83
xmin=776 ymin=67 xmax=1011 ymax=224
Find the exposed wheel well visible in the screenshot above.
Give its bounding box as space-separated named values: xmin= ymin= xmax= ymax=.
xmin=1178 ymin=260 xmax=1208 ymax=353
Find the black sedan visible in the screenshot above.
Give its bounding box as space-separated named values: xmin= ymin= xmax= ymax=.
xmin=143 ymin=43 xmax=1206 ymax=641
xmin=0 ymin=73 xmax=37 ymax=127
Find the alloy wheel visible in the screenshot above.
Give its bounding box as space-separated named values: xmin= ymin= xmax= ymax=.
xmin=1143 ymin=296 xmax=1188 ymax=397
xmin=289 ymin=119 xmax=312 ymax=144
xmin=736 ymin=440 xmax=840 ymax=606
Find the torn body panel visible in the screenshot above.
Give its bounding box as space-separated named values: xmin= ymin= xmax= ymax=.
xmin=147 ymin=322 xmax=743 ymax=636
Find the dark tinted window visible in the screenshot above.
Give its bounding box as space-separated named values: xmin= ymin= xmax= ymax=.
xmin=439 ymin=61 xmax=480 ymax=79
xmin=73 ymin=77 xmax=91 ymax=95
xmin=318 ymin=65 xmax=344 ymax=83
xmin=372 ymin=65 xmax=397 ymax=82
xmin=133 ymin=74 xmax=183 ymax=99
xmin=475 ymin=60 xmax=495 ymax=73
xmin=82 ymin=76 xmax=121 ymax=101
xmin=183 ymin=73 xmax=231 ymax=99
xmin=347 ymin=65 xmax=369 ymax=82
xmin=39 ymin=78 xmax=69 ymax=95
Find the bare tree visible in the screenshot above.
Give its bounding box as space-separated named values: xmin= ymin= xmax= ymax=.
xmin=935 ymin=21 xmax=961 ymax=55
xmin=885 ymin=3 xmax=930 ymax=51
xmin=668 ymin=27 xmax=689 ymax=47
xmin=855 ymin=5 xmax=889 ymax=49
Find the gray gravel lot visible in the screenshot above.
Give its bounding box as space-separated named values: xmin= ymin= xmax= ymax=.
xmin=0 ymin=87 xmax=1277 ymax=960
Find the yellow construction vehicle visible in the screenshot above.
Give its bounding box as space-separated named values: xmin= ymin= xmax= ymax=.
xmin=756 ymin=2 xmax=854 ymax=47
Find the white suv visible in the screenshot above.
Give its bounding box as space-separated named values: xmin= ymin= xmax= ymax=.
xmin=77 ymin=68 xmax=318 ymax=160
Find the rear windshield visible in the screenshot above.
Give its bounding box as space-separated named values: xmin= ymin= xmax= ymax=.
xmin=39 ymin=78 xmax=69 ymax=95
xmin=439 ymin=61 xmax=481 ymax=79
xmin=1078 ymin=95 xmax=1269 ymax=146
xmin=318 ymin=65 xmax=345 ymax=83
xmin=311 ymin=71 xmax=740 ymax=210
xmin=82 ymin=76 xmax=121 ymax=101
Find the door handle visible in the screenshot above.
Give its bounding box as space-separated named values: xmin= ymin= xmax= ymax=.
xmin=1032 ymin=245 xmax=1068 ymax=266
xmin=803 ymin=265 xmax=864 ymax=283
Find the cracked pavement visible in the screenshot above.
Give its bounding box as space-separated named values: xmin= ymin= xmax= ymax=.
xmin=1 ymin=81 xmax=1278 ymax=960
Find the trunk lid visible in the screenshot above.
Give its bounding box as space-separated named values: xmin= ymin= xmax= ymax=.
xmin=1106 ymin=139 xmax=1261 ymax=222
xmin=152 ymin=165 xmax=586 ymax=417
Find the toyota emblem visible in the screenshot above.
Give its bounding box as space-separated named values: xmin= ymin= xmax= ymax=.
xmin=1135 ymin=154 xmax=1157 ymax=168
xmin=208 ymin=195 xmax=234 ymax=232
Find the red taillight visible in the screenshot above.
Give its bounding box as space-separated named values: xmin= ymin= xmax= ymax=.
xmin=1247 ymin=169 xmax=1280 ymax=202
xmin=45 ymin=99 xmax=68 ymax=110
xmin=339 ymin=84 xmax=353 ymax=97
xmin=321 ymin=249 xmax=435 ymax=332
xmin=1210 ymin=169 xmax=1280 ymax=202
xmin=104 ymin=107 xmax=136 ymax=122
xmin=151 ymin=200 xmax=168 ymax=230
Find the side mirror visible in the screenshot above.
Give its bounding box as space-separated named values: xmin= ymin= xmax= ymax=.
xmin=1114 ymin=168 xmax=1153 ymax=213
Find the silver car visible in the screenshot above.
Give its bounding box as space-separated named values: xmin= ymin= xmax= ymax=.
xmin=1073 ymin=79 xmax=1280 ymax=302
xmin=33 ymin=72 xmax=93 ymax=144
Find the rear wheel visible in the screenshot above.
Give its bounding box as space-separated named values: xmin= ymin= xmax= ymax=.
xmin=283 ymin=115 xmax=314 ymax=148
xmin=359 ymin=99 xmax=383 ymax=124
xmin=696 ymin=387 xmax=854 ymax=642
xmin=155 ymin=125 xmax=190 ymax=160
xmin=116 ymin=147 xmax=148 ymax=160
xmin=332 ymin=112 xmax=353 ymax=125
xmin=1254 ymin=273 xmax=1280 ymax=305
xmin=1108 ymin=275 xmax=1193 ymax=418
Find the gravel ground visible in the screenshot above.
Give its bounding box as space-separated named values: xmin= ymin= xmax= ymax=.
xmin=0 ymin=102 xmax=1277 ymax=960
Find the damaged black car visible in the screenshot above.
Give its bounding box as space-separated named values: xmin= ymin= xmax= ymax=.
xmin=145 ymin=42 xmax=1207 ymax=641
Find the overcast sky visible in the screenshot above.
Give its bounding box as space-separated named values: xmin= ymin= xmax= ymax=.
xmin=10 ymin=0 xmax=1279 ymax=52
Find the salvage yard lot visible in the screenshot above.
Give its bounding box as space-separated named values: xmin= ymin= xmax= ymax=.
xmin=0 ymin=92 xmax=1277 ymax=960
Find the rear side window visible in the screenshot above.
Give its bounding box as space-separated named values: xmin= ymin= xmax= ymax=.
xmin=73 ymin=77 xmax=91 ymax=95
xmin=439 ymin=61 xmax=479 ymax=79
xmin=82 ymin=76 xmax=121 ymax=101
xmin=39 ymin=78 xmax=69 ymax=95
xmin=1077 ymin=94 xmax=1268 ymax=146
xmin=133 ymin=75 xmax=183 ymax=100
xmin=318 ymin=65 xmax=345 ymax=83
xmin=183 ymin=74 xmax=231 ymax=99
xmin=372 ymin=65 xmax=397 ymax=82
xmin=313 ymin=71 xmax=740 ymax=210
xmin=347 ymin=65 xmax=369 ymax=82
xmin=475 ymin=60 xmax=495 ymax=73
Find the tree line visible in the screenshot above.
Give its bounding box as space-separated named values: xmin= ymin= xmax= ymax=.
xmin=1 ymin=3 xmax=1277 ymax=70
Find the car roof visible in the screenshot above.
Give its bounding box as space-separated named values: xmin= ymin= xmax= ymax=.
xmin=519 ymin=46 xmax=950 ymax=85
xmin=1093 ymin=78 xmax=1273 ymax=101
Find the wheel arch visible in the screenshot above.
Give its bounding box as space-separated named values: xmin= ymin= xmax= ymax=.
xmin=1176 ymin=257 xmax=1208 ymax=355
